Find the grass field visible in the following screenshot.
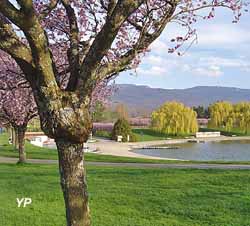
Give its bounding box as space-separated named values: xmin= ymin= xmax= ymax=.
xmin=132 ymin=128 xmax=191 ymax=142
xmin=0 ymin=163 xmax=250 ymax=226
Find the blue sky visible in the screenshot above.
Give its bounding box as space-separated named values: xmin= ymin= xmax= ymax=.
xmin=116 ymin=8 xmax=250 ymax=89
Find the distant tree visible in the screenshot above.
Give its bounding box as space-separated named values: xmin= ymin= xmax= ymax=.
xmin=232 ymin=102 xmax=250 ymax=134
xmin=151 ymin=101 xmax=198 ymax=135
xmin=115 ymin=103 xmax=129 ymax=120
xmin=27 ymin=117 xmax=42 ymax=132
xmin=91 ymin=101 xmax=106 ymax=122
xmin=0 ymin=51 xmax=37 ymax=163
xmin=209 ymin=101 xmax=250 ymax=134
xmin=111 ymin=118 xmax=136 ymax=142
xmin=0 ymin=86 xmax=37 ymax=163
xmin=193 ymin=106 xmax=210 ymax=118
xmin=208 ymin=101 xmax=233 ymax=128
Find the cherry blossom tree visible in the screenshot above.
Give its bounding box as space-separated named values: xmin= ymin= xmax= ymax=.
xmin=0 ymin=51 xmax=37 ymax=163
xmin=0 ymin=1 xmax=245 ymax=225
xmin=0 ymin=49 xmax=112 ymax=163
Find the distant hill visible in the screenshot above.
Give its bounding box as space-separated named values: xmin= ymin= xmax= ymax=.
xmin=111 ymin=84 xmax=250 ymax=116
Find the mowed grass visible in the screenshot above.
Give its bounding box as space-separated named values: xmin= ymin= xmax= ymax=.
xmin=200 ymin=127 xmax=250 ymax=136
xmin=0 ymin=132 xmax=58 ymax=160
xmin=0 ymin=163 xmax=250 ymax=226
xmin=132 ymin=128 xmax=191 ymax=142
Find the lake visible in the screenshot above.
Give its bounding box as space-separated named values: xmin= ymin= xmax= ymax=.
xmin=132 ymin=140 xmax=250 ymax=161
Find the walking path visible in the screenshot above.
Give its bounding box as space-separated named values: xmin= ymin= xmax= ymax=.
xmin=1 ymin=157 xmax=250 ymax=170
xmin=87 ymin=136 xmax=250 ymax=160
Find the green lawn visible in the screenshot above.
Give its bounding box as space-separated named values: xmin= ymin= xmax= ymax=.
xmin=132 ymin=128 xmax=191 ymax=142
xmin=0 ymin=132 xmax=58 ymax=160
xmin=0 ymin=163 xmax=250 ymax=226
xmin=200 ymin=127 xmax=250 ymax=136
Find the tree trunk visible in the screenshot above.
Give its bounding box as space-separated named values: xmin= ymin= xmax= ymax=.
xmin=56 ymin=139 xmax=91 ymax=226
xmin=11 ymin=127 xmax=18 ymax=149
xmin=17 ymin=126 xmax=26 ymax=163
xmin=13 ymin=128 xmax=19 ymax=150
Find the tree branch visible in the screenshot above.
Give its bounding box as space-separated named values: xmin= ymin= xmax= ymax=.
xmin=39 ymin=0 xmax=59 ymax=20
xmin=61 ymin=0 xmax=80 ymax=91
xmin=96 ymin=0 xmax=177 ymax=81
xmin=1 ymin=2 xmax=59 ymax=90
xmin=0 ymin=0 xmax=24 ymax=26
xmin=0 ymin=21 xmax=38 ymax=85
xmin=78 ymin=0 xmax=146 ymax=93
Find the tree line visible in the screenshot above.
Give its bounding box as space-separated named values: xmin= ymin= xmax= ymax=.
xmin=208 ymin=101 xmax=250 ymax=134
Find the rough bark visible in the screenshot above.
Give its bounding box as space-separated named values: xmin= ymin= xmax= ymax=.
xmin=56 ymin=139 xmax=90 ymax=226
xmin=17 ymin=126 xmax=26 ymax=163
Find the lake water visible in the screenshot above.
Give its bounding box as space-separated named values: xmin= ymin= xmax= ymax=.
xmin=132 ymin=140 xmax=250 ymax=161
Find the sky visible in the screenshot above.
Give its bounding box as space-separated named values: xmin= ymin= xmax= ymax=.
xmin=116 ymin=8 xmax=250 ymax=89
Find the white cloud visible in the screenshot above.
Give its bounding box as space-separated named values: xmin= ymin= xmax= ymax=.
xmin=198 ymin=56 xmax=250 ymax=72
xmin=150 ymin=40 xmax=170 ymax=55
xmin=193 ymin=65 xmax=223 ymax=77
xmin=137 ymin=66 xmax=167 ymax=76
xmin=196 ymin=24 xmax=250 ymax=48
xmin=144 ymin=55 xmax=166 ymax=66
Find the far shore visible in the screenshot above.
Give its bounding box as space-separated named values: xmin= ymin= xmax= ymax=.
xmin=87 ymin=135 xmax=250 ymax=160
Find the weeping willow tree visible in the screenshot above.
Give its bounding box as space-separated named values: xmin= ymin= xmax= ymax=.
xmin=208 ymin=101 xmax=233 ymax=128
xmin=151 ymin=102 xmax=198 ymax=136
xmin=209 ymin=101 xmax=250 ymax=134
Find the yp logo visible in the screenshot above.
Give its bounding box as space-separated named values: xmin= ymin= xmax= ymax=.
xmin=16 ymin=198 xmax=32 ymax=208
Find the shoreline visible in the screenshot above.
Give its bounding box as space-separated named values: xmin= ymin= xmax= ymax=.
xmin=87 ymin=135 xmax=250 ymax=161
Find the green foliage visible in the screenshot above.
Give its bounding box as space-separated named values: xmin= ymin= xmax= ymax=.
xmin=91 ymin=101 xmax=120 ymax=122
xmin=91 ymin=101 xmax=106 ymax=122
xmin=0 ymin=164 xmax=250 ymax=226
xmin=193 ymin=105 xmax=209 ymax=118
xmin=111 ymin=118 xmax=137 ymax=142
xmin=115 ymin=103 xmax=129 ymax=120
xmin=208 ymin=101 xmax=233 ymax=129
xmin=94 ymin=130 xmax=111 ymax=138
xmin=209 ymin=101 xmax=250 ymax=134
xmin=151 ymin=101 xmax=198 ymax=136
xmin=129 ymin=132 xmax=138 ymax=142
xmin=27 ymin=117 xmax=41 ymax=132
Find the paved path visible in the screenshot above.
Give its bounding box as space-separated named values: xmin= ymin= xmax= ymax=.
xmin=43 ymin=136 xmax=250 ymax=160
xmin=1 ymin=157 xmax=250 ymax=170
xmin=87 ymin=136 xmax=250 ymax=160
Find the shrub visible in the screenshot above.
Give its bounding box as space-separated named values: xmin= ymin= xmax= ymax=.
xmin=129 ymin=133 xmax=138 ymax=142
xmin=94 ymin=130 xmax=111 ymax=138
xmin=111 ymin=118 xmax=137 ymax=142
